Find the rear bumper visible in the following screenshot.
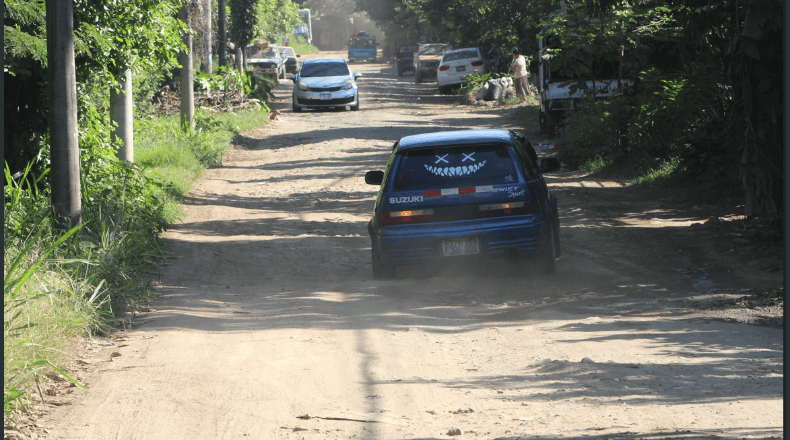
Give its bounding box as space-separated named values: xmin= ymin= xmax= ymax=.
xmin=373 ymin=217 xmax=549 ymax=265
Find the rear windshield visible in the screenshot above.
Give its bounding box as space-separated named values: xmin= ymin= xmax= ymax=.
xmin=399 ymin=45 xmax=418 ymax=53
xmin=392 ymin=144 xmax=517 ymax=191
xmin=351 ymin=39 xmax=375 ymax=49
xmin=443 ymin=50 xmax=478 ymax=62
xmin=300 ymin=62 xmax=350 ymax=77
xmin=419 ymin=45 xmax=449 ymax=55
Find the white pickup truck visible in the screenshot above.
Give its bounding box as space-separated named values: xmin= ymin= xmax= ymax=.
xmin=537 ymin=36 xmax=632 ymax=137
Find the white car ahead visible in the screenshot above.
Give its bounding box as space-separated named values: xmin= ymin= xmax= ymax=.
xmin=437 ymin=47 xmax=487 ymax=93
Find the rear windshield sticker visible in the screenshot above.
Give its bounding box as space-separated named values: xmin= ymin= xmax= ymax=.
xmin=462 ymin=152 xmax=475 ymax=162
xmin=435 ymin=154 xmax=449 ymax=164
xmin=424 ymin=160 xmax=487 ymax=177
xmin=508 ymin=189 xmax=526 ymax=198
xmin=505 ymin=175 xmax=514 ymax=181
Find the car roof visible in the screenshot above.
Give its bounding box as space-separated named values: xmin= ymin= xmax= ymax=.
xmin=302 ymin=58 xmax=347 ymax=65
xmin=397 ymin=129 xmax=513 ymax=151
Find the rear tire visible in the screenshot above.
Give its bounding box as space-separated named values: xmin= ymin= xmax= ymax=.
xmin=552 ymin=215 xmax=561 ymax=258
xmin=372 ymin=240 xmax=395 ymax=279
xmin=540 ymin=224 xmax=557 ymax=274
xmin=415 ymin=69 xmax=423 ymax=83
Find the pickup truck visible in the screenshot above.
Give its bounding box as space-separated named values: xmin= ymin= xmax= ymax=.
xmin=246 ymin=44 xmax=284 ymax=80
xmin=395 ymin=40 xmax=419 ymax=76
xmin=413 ymin=43 xmax=451 ymax=83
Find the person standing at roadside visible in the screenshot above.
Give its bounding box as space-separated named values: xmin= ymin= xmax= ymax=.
xmin=509 ymin=48 xmax=530 ymax=103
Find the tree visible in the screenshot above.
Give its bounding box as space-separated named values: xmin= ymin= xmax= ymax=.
xmin=229 ymin=0 xmax=259 ymax=68
xmin=4 ymin=0 xmax=185 ymax=174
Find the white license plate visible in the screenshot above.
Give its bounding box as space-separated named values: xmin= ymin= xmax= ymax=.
xmin=443 ymin=238 xmax=479 ymax=256
xmin=320 ymin=93 xmax=332 ymax=100
xmin=456 ymin=66 xmax=466 ymax=72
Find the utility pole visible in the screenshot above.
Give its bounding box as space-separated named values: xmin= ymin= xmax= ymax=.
xmin=110 ymin=69 xmax=133 ymax=162
xmin=203 ymin=0 xmax=212 ymax=73
xmin=46 ymin=0 xmax=82 ymax=229
xmin=179 ymin=4 xmax=195 ymax=131
xmin=218 ymin=0 xmax=227 ymax=67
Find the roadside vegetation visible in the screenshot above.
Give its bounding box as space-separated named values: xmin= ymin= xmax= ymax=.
xmin=3 ymin=0 xmax=306 ymax=422
xmin=359 ymin=0 xmax=782 ymax=221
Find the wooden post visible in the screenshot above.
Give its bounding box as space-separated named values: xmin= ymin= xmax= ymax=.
xmin=179 ymin=5 xmax=195 ymax=130
xmin=46 ymin=0 xmax=82 ymax=229
xmin=110 ymin=69 xmax=133 ymax=162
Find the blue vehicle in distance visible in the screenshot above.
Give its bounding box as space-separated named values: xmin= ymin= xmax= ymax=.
xmin=364 ymin=129 xmax=562 ymax=278
xmin=348 ymin=31 xmax=377 ymax=63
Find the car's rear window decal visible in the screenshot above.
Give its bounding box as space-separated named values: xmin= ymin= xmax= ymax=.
xmin=393 ymin=144 xmax=516 ymax=191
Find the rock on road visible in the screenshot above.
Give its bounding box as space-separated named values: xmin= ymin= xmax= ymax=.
xmin=39 ymin=52 xmax=782 ymax=440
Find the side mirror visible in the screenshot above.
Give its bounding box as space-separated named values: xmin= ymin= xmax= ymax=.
xmin=296 ymin=54 xmax=301 ymax=57
xmin=365 ymin=171 xmax=384 ymax=185
xmin=540 ymin=157 xmax=562 ymax=173
xmin=290 ymin=74 xmax=297 ymax=82
xmin=354 ymin=72 xmax=362 ymax=81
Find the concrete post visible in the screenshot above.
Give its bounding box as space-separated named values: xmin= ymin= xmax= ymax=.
xmin=218 ymin=0 xmax=227 ymax=67
xmin=46 ymin=0 xmax=82 ymax=228
xmin=203 ymin=0 xmax=212 ymax=74
xmin=179 ymin=5 xmax=195 ymax=130
xmin=110 ymin=69 xmax=133 ymax=162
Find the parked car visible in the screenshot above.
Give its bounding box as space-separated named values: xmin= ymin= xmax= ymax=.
xmin=247 ymin=44 xmax=284 ymax=79
xmin=291 ymin=58 xmax=362 ymax=112
xmin=278 ymin=46 xmax=301 ymax=74
xmin=364 ymin=129 xmax=561 ymax=278
xmin=395 ymin=40 xmax=419 ymax=76
xmin=413 ymin=43 xmax=451 ymax=83
xmin=437 ymin=47 xmax=488 ymax=93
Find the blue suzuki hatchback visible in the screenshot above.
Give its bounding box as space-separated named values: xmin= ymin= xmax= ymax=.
xmin=365 ymin=129 xmax=561 ymax=278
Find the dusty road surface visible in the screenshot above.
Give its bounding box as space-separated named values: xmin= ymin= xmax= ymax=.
xmin=37 ymin=51 xmax=782 ymax=440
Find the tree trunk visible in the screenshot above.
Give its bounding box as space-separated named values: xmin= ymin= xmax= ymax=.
xmin=236 ymin=47 xmax=244 ymax=73
xmin=218 ymin=0 xmax=227 ymax=68
xmin=46 ymin=0 xmax=82 ymax=229
xmin=180 ymin=5 xmax=195 ymax=131
xmin=203 ymin=0 xmax=212 ymax=74
xmin=110 ymin=69 xmax=133 ymax=162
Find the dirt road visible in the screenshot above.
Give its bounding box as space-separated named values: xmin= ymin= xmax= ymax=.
xmin=36 ymin=52 xmax=782 ymax=440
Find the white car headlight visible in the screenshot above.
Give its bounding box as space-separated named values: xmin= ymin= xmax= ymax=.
xmin=342 ymin=79 xmax=354 ymax=90
xmin=297 ymin=81 xmax=310 ymax=91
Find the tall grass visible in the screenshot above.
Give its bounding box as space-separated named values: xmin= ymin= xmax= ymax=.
xmin=288 ymin=35 xmax=318 ymax=55
xmin=135 ymin=109 xmax=266 ymax=221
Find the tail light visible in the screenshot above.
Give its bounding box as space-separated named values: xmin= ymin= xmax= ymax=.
xmin=471 ymin=61 xmax=483 ymax=67
xmin=439 ymin=66 xmax=450 ymax=71
xmin=479 ymin=201 xmax=536 ymax=217
xmin=381 ymin=209 xmax=435 ymax=225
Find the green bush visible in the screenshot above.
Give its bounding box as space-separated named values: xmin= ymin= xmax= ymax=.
xmin=555 ymin=97 xmax=629 ymax=168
